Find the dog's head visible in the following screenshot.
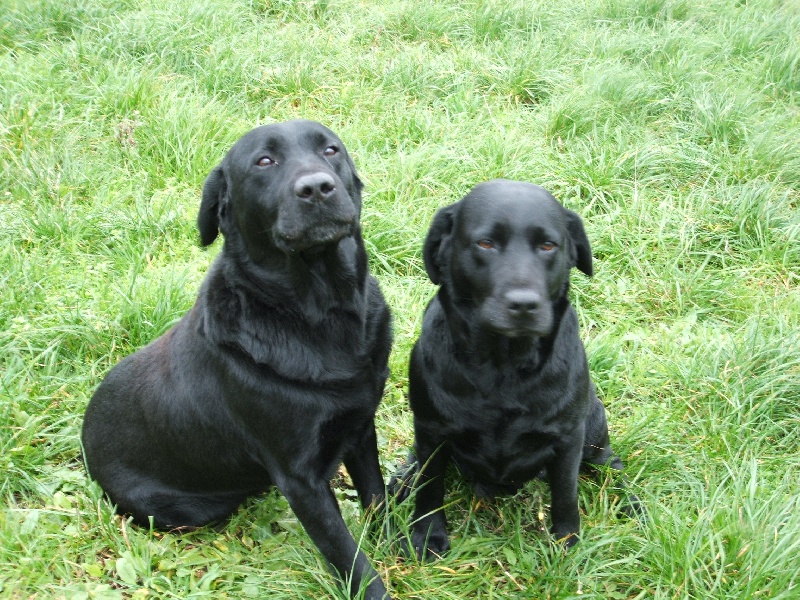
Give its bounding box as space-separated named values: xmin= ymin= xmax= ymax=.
xmin=198 ymin=120 xmax=363 ymax=260
xmin=423 ymin=179 xmax=592 ymax=337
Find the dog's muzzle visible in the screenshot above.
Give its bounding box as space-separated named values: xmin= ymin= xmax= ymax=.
xmin=481 ymin=289 xmax=554 ymax=337
xmin=274 ymin=172 xmax=357 ymax=254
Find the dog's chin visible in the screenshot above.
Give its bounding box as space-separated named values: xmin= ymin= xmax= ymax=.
xmin=483 ymin=315 xmax=553 ymax=339
xmin=488 ymin=324 xmax=552 ymax=339
xmin=274 ymin=222 xmax=354 ymax=255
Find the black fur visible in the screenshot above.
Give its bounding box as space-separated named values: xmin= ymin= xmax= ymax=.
xmin=393 ymin=179 xmax=641 ymax=560
xmin=82 ymin=120 xmax=393 ymax=599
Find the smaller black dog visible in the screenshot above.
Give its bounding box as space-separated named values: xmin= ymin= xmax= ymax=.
xmin=392 ymin=179 xmax=641 ymax=560
xmin=82 ymin=121 xmax=392 ymax=599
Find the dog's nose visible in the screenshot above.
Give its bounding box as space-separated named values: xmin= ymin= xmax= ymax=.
xmin=294 ymin=172 xmax=336 ymax=202
xmin=505 ymin=289 xmax=541 ymax=314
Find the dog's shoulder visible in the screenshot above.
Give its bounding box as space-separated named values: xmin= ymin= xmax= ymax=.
xmin=411 ymin=296 xmax=492 ymax=411
xmin=545 ymin=302 xmax=589 ymax=374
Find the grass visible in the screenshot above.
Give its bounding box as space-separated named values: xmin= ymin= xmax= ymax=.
xmin=1 ymin=0 xmax=798 ymax=597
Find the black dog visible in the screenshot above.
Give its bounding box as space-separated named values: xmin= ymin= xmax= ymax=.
xmin=82 ymin=120 xmax=393 ymax=599
xmin=393 ymin=179 xmax=640 ymax=559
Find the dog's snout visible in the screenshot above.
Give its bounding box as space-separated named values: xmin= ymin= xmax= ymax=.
xmin=505 ymin=289 xmax=542 ymax=314
xmin=294 ymin=172 xmax=336 ymax=201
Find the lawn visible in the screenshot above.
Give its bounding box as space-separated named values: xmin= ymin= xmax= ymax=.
xmin=1 ymin=0 xmax=798 ymax=598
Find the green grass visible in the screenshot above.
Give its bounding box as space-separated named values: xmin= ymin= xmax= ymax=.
xmin=1 ymin=0 xmax=798 ymax=597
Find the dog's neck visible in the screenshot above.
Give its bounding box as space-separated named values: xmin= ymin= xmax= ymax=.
xmin=219 ymin=232 xmax=368 ymax=320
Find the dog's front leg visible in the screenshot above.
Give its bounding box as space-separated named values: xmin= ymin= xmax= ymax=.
xmin=546 ymin=446 xmax=583 ymax=548
xmin=277 ymin=474 xmax=390 ymax=600
xmin=410 ymin=439 xmax=450 ymax=560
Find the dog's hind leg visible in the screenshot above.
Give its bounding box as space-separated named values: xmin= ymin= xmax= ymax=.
xmin=112 ymin=479 xmax=251 ymax=529
xmin=581 ymin=389 xmax=645 ymax=520
xmin=581 ymin=391 xmax=623 ymax=468
xmin=343 ymin=422 xmax=393 ymax=544
xmin=343 ymin=422 xmax=387 ymax=510
xmin=406 ymin=441 xmax=451 ymax=561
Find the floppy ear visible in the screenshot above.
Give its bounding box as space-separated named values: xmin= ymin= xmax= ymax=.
xmin=423 ymin=204 xmax=455 ymax=285
xmin=198 ymin=166 xmax=226 ymax=246
xmin=565 ymin=208 xmax=593 ymax=277
xmin=345 ymin=153 xmax=364 ymax=213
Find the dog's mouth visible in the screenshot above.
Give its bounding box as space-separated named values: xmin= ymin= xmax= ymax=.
xmin=274 ymin=220 xmax=355 ymax=254
xmin=488 ymin=322 xmax=552 ymax=338
xmin=481 ymin=308 xmax=554 ymax=338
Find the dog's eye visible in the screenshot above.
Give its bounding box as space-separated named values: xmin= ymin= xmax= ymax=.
xmin=257 ymin=156 xmax=275 ymax=167
xmin=540 ymin=241 xmax=557 ymax=252
xmin=323 ymin=146 xmax=338 ymax=156
xmin=477 ymin=239 xmax=495 ymax=250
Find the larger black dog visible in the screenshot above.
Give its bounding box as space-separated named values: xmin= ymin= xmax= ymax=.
xmin=395 ymin=179 xmax=639 ymax=559
xmin=82 ymin=120 xmax=393 ymax=599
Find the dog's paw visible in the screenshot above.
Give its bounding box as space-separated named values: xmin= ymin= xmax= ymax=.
xmin=617 ymin=493 xmax=647 ymax=523
xmin=550 ymin=526 xmax=580 ymax=549
xmin=411 ymin=522 xmax=450 ymax=561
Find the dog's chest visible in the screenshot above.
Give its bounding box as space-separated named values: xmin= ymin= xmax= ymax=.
xmin=209 ymin=287 xmax=383 ymax=385
xmin=453 ymin=404 xmax=559 ymax=480
xmin=437 ymin=373 xmax=575 ymax=486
